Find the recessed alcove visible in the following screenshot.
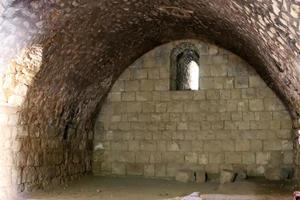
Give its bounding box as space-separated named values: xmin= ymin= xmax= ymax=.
xmin=93 ymin=40 xmax=294 ymax=181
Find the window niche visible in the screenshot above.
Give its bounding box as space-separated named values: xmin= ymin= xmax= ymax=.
xmin=170 ymin=43 xmax=200 ymax=91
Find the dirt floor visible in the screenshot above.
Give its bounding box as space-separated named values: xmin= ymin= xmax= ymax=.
xmin=25 ymin=176 xmax=295 ymax=200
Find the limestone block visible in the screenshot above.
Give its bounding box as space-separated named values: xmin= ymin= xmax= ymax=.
xmin=125 ymin=80 xmax=139 ymax=91
xmin=256 ymin=152 xmax=270 ymax=165
xmin=249 ymin=99 xmax=264 ymax=111
xmin=175 ymin=169 xmax=194 ymax=183
xmin=220 ymin=169 xmax=236 ymax=184
xmin=264 ymin=167 xmax=293 ymax=181
xmin=126 ymin=102 xmax=142 ymax=112
xmin=206 ymin=90 xmax=220 ymax=100
xmin=234 ymin=76 xmax=248 ymax=88
xmin=235 ymin=140 xmax=250 ymax=151
xmin=242 ymin=152 xmax=255 ymax=164
xmin=204 ymin=141 xmax=222 ymax=152
xmin=154 ymin=80 xmax=169 ymax=91
xmin=134 ymin=69 xmax=148 ymax=79
xmin=198 ymin=154 xmax=208 ymax=165
xmin=140 ymin=141 xmax=156 ymax=151
xmin=127 ymin=163 xmax=144 ymax=176
xmin=107 ymin=92 xmax=121 ymax=102
xmin=263 ymin=140 xmax=282 ymax=151
xmin=136 ymin=152 xmax=150 ymax=163
xmin=283 ymin=151 xmax=293 ymax=164
xmin=144 ymin=164 xmax=155 ymax=177
xmin=136 ymin=92 xmax=152 ymax=101
xmin=167 ymin=102 xmax=183 ymax=113
xmin=249 ymin=76 xmax=266 ymax=88
xmin=140 ymin=80 xmax=154 ymax=91
xmin=211 ymin=64 xmax=227 ymax=76
xmin=148 ymin=70 xmax=160 ymax=79
xmin=220 ymin=140 xmax=233 ymax=151
xmin=209 ymin=153 xmax=224 ymax=164
xmin=121 ymin=92 xmax=135 ymax=101
xmin=225 ymin=152 xmax=242 ymax=164
xmin=193 ymin=91 xmax=206 ymax=100
xmin=142 ymin=102 xmax=155 ymax=113
xmin=185 ymin=153 xmax=198 ymax=164
xmin=199 ymin=78 xmax=214 ymax=90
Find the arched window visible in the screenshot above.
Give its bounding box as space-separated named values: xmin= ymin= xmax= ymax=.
xmin=170 ymin=43 xmax=200 ymax=91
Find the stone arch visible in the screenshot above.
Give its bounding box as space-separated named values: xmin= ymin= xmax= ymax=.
xmin=0 ymin=0 xmax=300 ymax=197
xmin=170 ymin=42 xmax=200 ymax=90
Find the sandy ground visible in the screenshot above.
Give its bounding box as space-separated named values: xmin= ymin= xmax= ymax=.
xmin=25 ymin=176 xmax=295 ymax=200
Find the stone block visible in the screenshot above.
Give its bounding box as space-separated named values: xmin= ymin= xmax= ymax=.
xmin=175 ymin=169 xmax=194 ymax=183
xmin=234 ymin=76 xmax=248 ymax=88
xmin=256 ymin=152 xmax=270 ymax=165
xmin=209 ymin=153 xmax=224 ymax=164
xmin=167 ymin=102 xmax=183 ymax=113
xmin=154 ymin=80 xmax=169 ymax=91
xmin=193 ymin=91 xmax=206 ymax=100
xmin=140 ymin=80 xmax=154 ymax=91
xmin=127 ymin=163 xmax=144 ymax=176
xmin=204 ymin=141 xmax=222 ymax=152
xmin=125 ymin=80 xmax=139 ymax=91
xmin=195 ymin=170 xmax=207 ymax=183
xmin=198 ymin=154 xmax=208 ymax=165
xmin=184 ymin=103 xmax=200 ymax=113
xmin=249 ymin=99 xmax=264 ymax=111
xmin=185 ymin=153 xmax=198 ymax=164
xmin=142 ymin=102 xmax=155 ymax=112
xmin=199 ymin=78 xmax=214 ymax=90
xmin=206 ymin=90 xmax=220 ymax=99
xmin=225 ymin=152 xmax=242 ymax=164
xmin=126 ymin=102 xmax=142 ymax=112
xmin=121 ymin=92 xmax=135 ymax=101
xmin=235 ymin=140 xmax=250 ymax=151
xmin=211 ymin=64 xmax=227 ymax=76
xmin=249 ymin=76 xmax=266 ymax=88
xmin=133 ymin=69 xmax=148 ymax=79
xmin=220 ymin=169 xmax=236 ymax=184
xmin=242 ymin=152 xmax=255 ymax=164
xmin=136 ymin=92 xmax=152 ymax=101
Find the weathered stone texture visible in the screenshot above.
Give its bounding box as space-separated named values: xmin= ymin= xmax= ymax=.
xmin=93 ymin=40 xmax=294 ymax=179
xmin=1 ymin=0 xmax=300 ymax=196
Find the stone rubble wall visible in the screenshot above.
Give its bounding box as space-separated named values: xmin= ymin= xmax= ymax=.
xmin=93 ymin=40 xmax=294 ymax=179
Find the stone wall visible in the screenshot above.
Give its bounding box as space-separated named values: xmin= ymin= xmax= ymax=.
xmin=93 ymin=40 xmax=294 ymax=179
xmin=0 ymin=46 xmax=93 ymax=197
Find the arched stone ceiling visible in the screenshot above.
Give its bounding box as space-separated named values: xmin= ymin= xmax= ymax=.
xmin=1 ymin=0 xmax=300 ymax=133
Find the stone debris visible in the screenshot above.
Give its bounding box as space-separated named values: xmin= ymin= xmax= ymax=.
xmin=220 ymin=169 xmax=236 ymax=184
xmin=195 ymin=170 xmax=207 ymax=183
xmin=265 ymin=167 xmax=294 ymax=181
xmin=234 ymin=168 xmax=247 ymax=181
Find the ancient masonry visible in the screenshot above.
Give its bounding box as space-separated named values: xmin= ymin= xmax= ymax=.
xmin=94 ymin=40 xmax=294 ymax=179
xmin=0 ymin=0 xmax=300 ymax=199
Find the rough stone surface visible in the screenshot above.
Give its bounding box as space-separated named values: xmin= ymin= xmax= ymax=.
xmin=220 ymin=169 xmax=236 ymax=184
